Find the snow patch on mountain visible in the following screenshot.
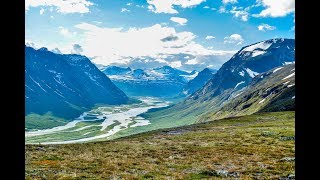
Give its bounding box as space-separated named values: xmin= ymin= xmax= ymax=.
xmin=242 ymin=41 xmax=272 ymax=52
xmin=282 ymin=72 xmax=295 ymax=80
xmin=239 ymin=70 xmax=245 ymax=76
xmin=273 ymin=67 xmax=283 ymax=73
xmin=245 ymin=68 xmax=259 ymax=78
xmin=251 ymin=50 xmax=266 ymax=57
xmin=283 ymin=61 xmax=294 ymax=65
xmin=259 ymin=98 xmax=266 ymax=104
xmin=234 ymin=81 xmax=245 ymax=89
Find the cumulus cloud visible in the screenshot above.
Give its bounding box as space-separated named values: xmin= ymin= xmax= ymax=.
xmin=257 ymin=24 xmax=276 ymax=31
xmin=126 ymin=3 xmax=132 ymax=6
xmin=147 ymin=0 xmax=206 ymax=14
xmin=205 ymin=36 xmax=215 ymax=40
xmin=72 ymin=44 xmax=83 ymax=54
xmin=224 ymin=34 xmax=244 ymax=45
xmin=121 ymin=8 xmax=130 ymax=13
xmin=170 ymin=17 xmax=188 ymax=26
xmin=203 ymin=6 xmax=210 ymax=9
xmin=254 ymin=0 xmax=295 ymax=17
xmin=25 ymin=0 xmax=94 ymax=14
xmin=59 ymin=27 xmax=77 ymax=38
xmin=222 ymin=0 xmax=238 ymax=4
xmin=230 ymin=7 xmax=249 ymax=21
xmin=73 ymin=23 xmax=235 ymax=70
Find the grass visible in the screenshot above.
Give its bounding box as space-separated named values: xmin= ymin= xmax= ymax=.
xmin=25 ymin=111 xmax=295 ymax=179
xmin=25 ymin=113 xmax=68 ymax=130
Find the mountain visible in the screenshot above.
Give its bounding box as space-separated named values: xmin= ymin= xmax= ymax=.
xmin=191 ymin=38 xmax=295 ymax=100
xmin=181 ymin=68 xmax=217 ymax=96
xmin=103 ymin=66 xmax=132 ymax=75
xmin=25 ymin=46 xmax=128 ymax=119
xmin=103 ymin=65 xmax=197 ymax=97
xmin=199 ymin=64 xmax=295 ymax=122
xmin=142 ymin=38 xmax=295 ymax=125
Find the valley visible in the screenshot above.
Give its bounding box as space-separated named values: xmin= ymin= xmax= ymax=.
xmin=25 ymin=38 xmax=296 ymax=178
xmin=25 ymin=97 xmax=171 ymax=144
xmin=26 ymin=111 xmax=295 ymax=179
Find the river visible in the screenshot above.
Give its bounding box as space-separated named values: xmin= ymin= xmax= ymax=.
xmin=25 ymin=97 xmax=170 ymax=144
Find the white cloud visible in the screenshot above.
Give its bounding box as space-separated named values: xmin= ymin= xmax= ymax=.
xmin=230 ymin=7 xmax=249 ymax=21
xmin=73 ymin=23 xmax=234 ymax=67
xmin=222 ymin=0 xmax=238 ymax=4
xmin=258 ymin=23 xmax=276 ymax=31
xmin=218 ymin=6 xmax=226 ymax=13
xmin=121 ymin=8 xmax=130 ymax=13
xmin=40 ymin=8 xmax=45 ymax=15
xmin=147 ymin=0 xmax=206 ymax=14
xmin=205 ymin=36 xmax=215 ymax=40
xmin=185 ymin=58 xmax=198 ymax=65
xmin=50 ymin=15 xmax=54 ymax=19
xmin=224 ymin=34 xmax=244 ymax=45
xmin=170 ymin=17 xmax=188 ymax=26
xmin=126 ymin=3 xmax=132 ymax=6
xmin=25 ymin=0 xmax=93 ymax=14
xmin=254 ymin=0 xmax=295 ymax=17
xmin=59 ymin=27 xmax=77 ymax=38
xmin=203 ymin=6 xmax=210 ymax=9
xmin=168 ymin=61 xmax=182 ymax=68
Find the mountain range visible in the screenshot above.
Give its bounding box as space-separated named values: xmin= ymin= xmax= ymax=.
xmin=102 ymin=65 xmax=199 ymax=97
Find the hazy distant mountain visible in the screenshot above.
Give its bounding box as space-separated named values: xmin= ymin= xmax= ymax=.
xmin=25 ymin=46 xmax=128 ymax=119
xmin=181 ymin=68 xmax=217 ymax=96
xmin=103 ymin=65 xmax=198 ymax=97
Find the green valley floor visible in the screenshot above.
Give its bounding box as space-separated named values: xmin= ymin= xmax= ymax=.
xmin=25 ymin=111 xmax=295 ymax=179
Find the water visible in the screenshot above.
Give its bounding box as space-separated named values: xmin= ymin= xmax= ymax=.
xmin=25 ymin=97 xmax=170 ymax=144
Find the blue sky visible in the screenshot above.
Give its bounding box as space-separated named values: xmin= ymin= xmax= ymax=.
xmin=25 ymin=0 xmax=295 ymax=71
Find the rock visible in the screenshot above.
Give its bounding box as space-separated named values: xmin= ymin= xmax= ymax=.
xmin=280 ymin=136 xmax=295 ymax=141
xmin=36 ymin=147 xmax=46 ymax=151
xmin=281 ymin=157 xmax=295 ymax=161
xmin=216 ymin=170 xmax=229 ymax=177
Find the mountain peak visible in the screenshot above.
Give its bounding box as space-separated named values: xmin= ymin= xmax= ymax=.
xmin=38 ymin=47 xmax=48 ymax=51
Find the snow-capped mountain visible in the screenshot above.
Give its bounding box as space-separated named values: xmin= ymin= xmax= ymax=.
xmin=146 ymin=38 xmax=295 ymax=126
xmin=191 ymin=38 xmax=295 ymax=99
xmin=103 ymin=66 xmax=132 ymax=75
xmin=181 ymin=68 xmax=217 ymax=96
xmin=200 ymin=63 xmax=295 ymax=121
xmin=25 ymin=46 xmax=128 ymax=119
xmin=103 ymin=65 xmax=198 ymax=97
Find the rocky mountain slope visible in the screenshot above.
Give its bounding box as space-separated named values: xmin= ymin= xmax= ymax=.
xmin=199 ymin=64 xmax=295 ymax=121
xmin=25 ymin=46 xmax=128 ymax=119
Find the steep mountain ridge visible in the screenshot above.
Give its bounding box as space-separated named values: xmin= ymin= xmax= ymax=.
xmin=199 ymin=63 xmax=295 ymax=122
xmin=181 ymin=68 xmax=217 ymax=96
xmin=25 ymin=46 xmax=128 ymax=119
